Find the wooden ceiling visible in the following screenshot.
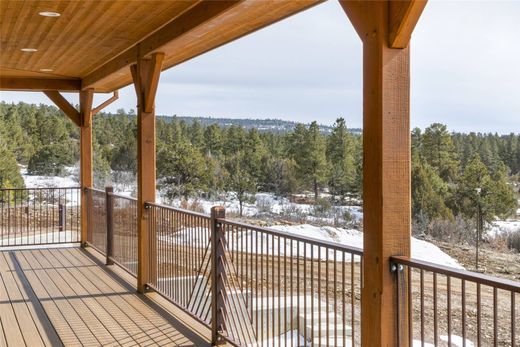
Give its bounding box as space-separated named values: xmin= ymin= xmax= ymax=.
xmin=0 ymin=0 xmax=322 ymax=93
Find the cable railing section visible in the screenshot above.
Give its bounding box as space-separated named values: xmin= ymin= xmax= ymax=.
xmin=391 ymin=255 xmax=520 ymax=347
xmin=0 ymin=187 xmax=80 ymax=246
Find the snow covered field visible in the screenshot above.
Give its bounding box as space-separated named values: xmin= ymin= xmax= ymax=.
xmin=21 ymin=167 xmax=78 ymax=189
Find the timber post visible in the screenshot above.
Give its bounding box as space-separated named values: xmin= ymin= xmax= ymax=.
xmin=79 ymin=89 xmax=94 ymax=247
xmin=43 ymin=88 xmax=118 ymax=248
xmin=105 ymin=186 xmax=114 ymax=265
xmin=131 ymin=52 xmax=164 ymax=293
xmin=211 ymin=206 xmax=226 ymax=345
xmin=339 ymin=1 xmax=426 ymax=346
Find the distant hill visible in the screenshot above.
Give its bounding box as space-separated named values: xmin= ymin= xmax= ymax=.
xmin=156 ymin=115 xmax=362 ymax=134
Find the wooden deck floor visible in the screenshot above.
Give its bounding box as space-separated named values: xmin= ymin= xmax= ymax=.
xmin=0 ymin=246 xmax=212 ymax=347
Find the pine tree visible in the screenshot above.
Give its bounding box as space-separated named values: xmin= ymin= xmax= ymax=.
xmin=327 ymin=118 xmax=356 ymax=202
xmin=224 ymin=151 xmax=257 ymax=216
xmin=421 ymin=123 xmax=459 ymax=181
xmin=455 ymin=154 xmax=516 ymax=225
xmin=411 ymin=153 xmax=453 ymax=220
xmin=157 ymin=140 xmax=211 ymax=199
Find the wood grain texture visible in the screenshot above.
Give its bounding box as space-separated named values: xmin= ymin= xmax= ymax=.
xmin=1 ymin=1 xmax=197 ymax=79
xmin=1 ymin=0 xmax=321 ymax=92
xmin=0 ymin=77 xmax=81 ymax=91
xmin=389 ymin=0 xmax=427 ymax=48
xmin=339 ymin=1 xmax=420 ymax=346
xmin=42 ymin=90 xmax=80 ymax=126
xmin=80 ymin=89 xmax=94 ymax=246
xmin=0 ymin=247 xmax=211 ymax=346
xmin=91 ymin=91 xmax=118 ymax=116
xmin=132 ymin=56 xmax=162 ymax=292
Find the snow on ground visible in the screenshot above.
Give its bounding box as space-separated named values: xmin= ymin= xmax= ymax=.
xmin=250 ymin=330 xmax=306 ymax=347
xmin=488 ymin=219 xmax=520 ymax=237
xmin=412 ymin=335 xmax=474 ymax=347
xmin=161 ymin=223 xmax=463 ymax=269
xmin=167 ymin=192 xmax=363 ymax=223
xmin=21 ymin=167 xmax=78 ymax=189
xmin=440 ymin=335 xmax=475 ymax=347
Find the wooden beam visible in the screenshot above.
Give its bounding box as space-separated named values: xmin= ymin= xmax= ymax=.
xmin=80 ymin=89 xmax=94 ymax=127
xmin=339 ymin=1 xmax=421 ymax=346
xmin=92 ymin=91 xmax=119 ymax=116
xmin=144 ymin=54 xmax=164 ymax=113
xmin=82 ymin=1 xmax=240 ymax=90
xmin=1 ymin=77 xmax=81 ymax=91
xmin=43 ymin=91 xmax=81 ymax=127
xmin=132 ymin=55 xmax=163 ymax=293
xmin=389 ymin=0 xmax=427 ymax=48
xmin=79 ymin=89 xmax=94 ymax=246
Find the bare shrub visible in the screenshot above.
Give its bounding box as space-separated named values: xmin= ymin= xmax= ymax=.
xmin=413 ymin=215 xmax=476 ymax=245
xmin=188 ymin=199 xmax=205 ymax=214
xmin=506 ymin=229 xmax=520 ymax=252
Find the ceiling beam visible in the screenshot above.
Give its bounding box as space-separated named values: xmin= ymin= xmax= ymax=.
xmin=388 ymin=0 xmax=427 ymax=48
xmin=43 ymin=91 xmax=81 ymax=127
xmin=1 ymin=77 xmax=81 ymax=91
xmin=82 ymin=0 xmax=241 ymax=90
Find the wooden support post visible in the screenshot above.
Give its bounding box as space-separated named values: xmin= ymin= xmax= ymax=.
xmin=131 ymin=53 xmax=164 ymax=293
xmin=211 ymin=206 xmax=226 ymax=345
xmin=43 ymin=89 xmax=96 ymax=246
xmin=105 ymin=186 xmax=114 ymax=265
xmin=80 ymin=89 xmax=94 ymax=247
xmin=339 ymin=1 xmax=425 ymax=346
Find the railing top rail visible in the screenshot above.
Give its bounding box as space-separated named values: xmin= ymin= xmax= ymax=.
xmin=85 ymin=187 xmax=106 ymax=194
xmin=109 ymin=192 xmax=137 ymax=201
xmin=391 ymin=255 xmax=520 ymax=293
xmin=218 ymin=218 xmax=364 ymax=256
xmin=0 ymin=186 xmax=81 ymax=191
xmin=145 ymin=201 xmax=210 ymax=219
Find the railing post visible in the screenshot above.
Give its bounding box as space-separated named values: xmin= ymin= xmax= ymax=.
xmin=105 ymin=187 xmax=114 ymax=265
xmin=392 ymin=261 xmax=408 ymax=346
xmin=84 ymin=187 xmax=91 ymax=247
xmin=211 ymin=206 xmax=226 ymax=345
xmin=58 ymin=203 xmax=64 ymax=232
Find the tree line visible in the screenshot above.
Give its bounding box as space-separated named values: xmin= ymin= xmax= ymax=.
xmin=0 ymin=102 xmax=518 ymax=222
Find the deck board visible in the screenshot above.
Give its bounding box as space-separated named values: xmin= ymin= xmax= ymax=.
xmin=0 ymin=246 xmax=212 ymax=347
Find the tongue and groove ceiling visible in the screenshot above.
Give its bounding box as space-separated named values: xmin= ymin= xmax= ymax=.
xmin=0 ymin=0 xmax=322 ymax=92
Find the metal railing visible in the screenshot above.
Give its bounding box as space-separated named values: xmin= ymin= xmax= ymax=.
xmin=5 ymin=186 xmax=519 ymax=347
xmin=0 ymin=187 xmax=80 ymax=246
xmin=86 ymin=187 xmax=139 ymax=276
xmin=217 ymin=217 xmax=364 ymax=347
xmin=86 ymin=188 xmax=107 ymax=253
xmin=143 ymin=203 xmax=364 ymax=346
xmin=146 ymin=202 xmax=214 ymax=327
xmin=391 ymin=256 xmax=520 ymax=347
xmin=110 ymin=191 xmax=138 ymax=275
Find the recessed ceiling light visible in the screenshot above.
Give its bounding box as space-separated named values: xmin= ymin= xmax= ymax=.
xmin=21 ymin=48 xmax=38 ymax=52
xmin=39 ymin=68 xmax=54 ymax=72
xmin=39 ymin=11 xmax=60 ymax=17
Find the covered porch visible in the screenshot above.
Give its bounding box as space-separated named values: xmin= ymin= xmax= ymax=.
xmin=1 ymin=0 xmax=519 ymax=346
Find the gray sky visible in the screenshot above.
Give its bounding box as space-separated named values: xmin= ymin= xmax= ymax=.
xmin=1 ymin=1 xmax=519 ymax=133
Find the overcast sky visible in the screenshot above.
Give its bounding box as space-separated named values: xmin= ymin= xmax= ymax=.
xmin=1 ymin=1 xmax=519 ymax=134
